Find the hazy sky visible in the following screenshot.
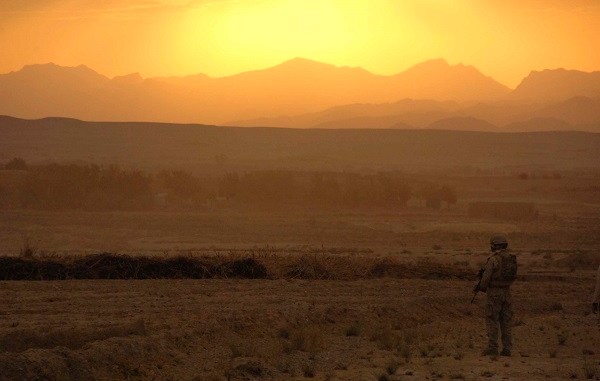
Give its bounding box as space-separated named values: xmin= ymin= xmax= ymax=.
xmin=1 ymin=0 xmax=599 ymax=87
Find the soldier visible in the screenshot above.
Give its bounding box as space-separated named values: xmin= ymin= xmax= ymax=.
xmin=474 ymin=235 xmax=518 ymax=356
xmin=593 ymin=264 xmax=599 ymax=317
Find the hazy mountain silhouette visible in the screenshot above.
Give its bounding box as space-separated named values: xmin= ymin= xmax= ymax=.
xmin=503 ymin=117 xmax=574 ymax=132
xmin=0 ymin=58 xmax=509 ymax=124
xmin=389 ymin=59 xmax=509 ymax=101
xmin=231 ymin=99 xmax=458 ymax=128
xmin=428 ymin=117 xmax=499 ymax=132
xmin=532 ymin=96 xmax=600 ymax=125
xmin=232 ymin=96 xmax=600 ymax=132
xmin=511 ymin=69 xmax=600 ymax=101
xmin=1 ymin=59 xmax=599 ymax=128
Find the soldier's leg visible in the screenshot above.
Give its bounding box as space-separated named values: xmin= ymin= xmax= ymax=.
xmin=485 ymin=294 xmax=500 ymax=353
xmin=499 ymin=291 xmax=513 ymax=354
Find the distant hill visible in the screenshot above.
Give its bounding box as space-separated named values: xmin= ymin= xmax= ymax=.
xmin=532 ymin=96 xmax=600 ymax=125
xmin=232 ymin=96 xmax=600 ymax=132
xmin=504 ymin=118 xmax=574 ymax=132
xmin=231 ymin=99 xmax=458 ymax=128
xmin=1 ymin=116 xmax=599 ymax=172
xmin=428 ymin=117 xmax=499 ymax=132
xmin=388 ymin=59 xmax=509 ymax=101
xmin=511 ymin=69 xmax=600 ymax=101
xmin=0 ymin=59 xmax=509 ymax=124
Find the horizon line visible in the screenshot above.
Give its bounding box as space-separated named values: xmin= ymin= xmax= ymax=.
xmin=1 ymin=113 xmax=597 ymax=135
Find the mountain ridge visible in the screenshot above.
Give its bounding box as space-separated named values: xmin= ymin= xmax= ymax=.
xmin=0 ymin=58 xmax=509 ymax=124
xmin=1 ymin=58 xmax=599 ymax=125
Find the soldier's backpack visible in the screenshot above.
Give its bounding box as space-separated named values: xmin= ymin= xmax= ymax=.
xmin=500 ymin=253 xmax=518 ymax=283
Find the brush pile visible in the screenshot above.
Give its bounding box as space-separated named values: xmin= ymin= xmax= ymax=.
xmin=0 ymin=252 xmax=475 ymax=281
xmin=0 ymin=253 xmax=269 ymax=280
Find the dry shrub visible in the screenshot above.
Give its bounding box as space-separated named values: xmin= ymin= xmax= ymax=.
xmin=345 ymin=322 xmax=362 ymax=337
xmin=19 ymin=235 xmax=38 ymax=258
xmin=0 ymin=254 xmax=269 ymax=280
xmin=228 ymin=338 xmax=258 ymax=358
xmin=0 ymin=252 xmax=472 ymax=281
xmin=385 ymin=359 xmax=400 ymax=375
xmin=583 ymin=360 xmax=598 ymax=379
xmin=284 ymin=255 xmax=332 ymax=280
xmin=226 ymin=361 xmax=268 ymax=380
xmin=370 ymin=326 xmax=413 ymax=361
xmin=283 ymin=325 xmax=325 ymax=353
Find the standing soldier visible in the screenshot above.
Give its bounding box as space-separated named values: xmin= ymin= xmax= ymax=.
xmin=474 ymin=236 xmax=518 ymax=356
xmin=593 ymin=264 xmax=599 ymax=319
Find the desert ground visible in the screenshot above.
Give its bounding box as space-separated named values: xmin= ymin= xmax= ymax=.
xmin=1 ymin=274 xmax=599 ymax=380
xmin=1 ymin=170 xmax=600 ymax=380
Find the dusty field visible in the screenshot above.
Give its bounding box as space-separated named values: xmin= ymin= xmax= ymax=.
xmin=1 ymin=275 xmax=599 ymax=381
xmin=1 ymin=186 xmax=599 ymax=380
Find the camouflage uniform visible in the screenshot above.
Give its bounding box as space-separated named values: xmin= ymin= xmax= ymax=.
xmin=594 ymin=265 xmax=600 ymax=304
xmin=479 ymin=249 xmax=514 ymax=354
xmin=593 ymin=265 xmax=600 ymax=324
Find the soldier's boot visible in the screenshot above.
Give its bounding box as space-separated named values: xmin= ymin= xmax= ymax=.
xmin=481 ymin=347 xmax=498 ymax=356
xmin=500 ymin=348 xmax=511 ymax=356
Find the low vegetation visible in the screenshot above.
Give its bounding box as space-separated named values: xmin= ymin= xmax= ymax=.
xmin=0 ymin=252 xmax=473 ymax=281
xmin=0 ymin=160 xmax=458 ymax=211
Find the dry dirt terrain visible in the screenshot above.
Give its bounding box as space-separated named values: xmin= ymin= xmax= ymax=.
xmin=1 ymin=181 xmax=600 ymax=380
xmin=0 ymin=275 xmax=599 ymax=381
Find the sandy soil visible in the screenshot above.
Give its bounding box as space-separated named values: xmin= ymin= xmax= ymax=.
xmin=1 ymin=275 xmax=598 ymax=380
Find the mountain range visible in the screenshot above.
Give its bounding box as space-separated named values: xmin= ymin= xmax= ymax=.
xmin=232 ymin=96 xmax=600 ymax=132
xmin=1 ymin=58 xmax=600 ymax=130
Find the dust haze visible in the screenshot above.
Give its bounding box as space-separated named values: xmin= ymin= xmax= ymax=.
xmin=1 ymin=1 xmax=600 ymax=380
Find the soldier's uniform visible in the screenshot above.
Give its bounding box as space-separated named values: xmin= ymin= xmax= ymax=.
xmin=478 ymin=245 xmax=515 ymax=356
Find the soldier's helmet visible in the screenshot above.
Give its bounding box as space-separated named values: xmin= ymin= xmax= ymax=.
xmin=490 ymin=235 xmax=508 ymax=250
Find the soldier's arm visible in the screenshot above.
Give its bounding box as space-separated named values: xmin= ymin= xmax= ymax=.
xmin=478 ymin=257 xmax=497 ymax=292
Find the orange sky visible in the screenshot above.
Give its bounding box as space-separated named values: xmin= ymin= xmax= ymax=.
xmin=1 ymin=0 xmax=599 ymax=87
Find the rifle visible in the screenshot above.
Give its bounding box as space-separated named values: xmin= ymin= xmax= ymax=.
xmin=471 ymin=268 xmax=485 ymax=304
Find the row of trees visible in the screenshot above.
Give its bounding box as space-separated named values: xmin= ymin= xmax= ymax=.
xmin=1 ymin=163 xmax=153 ymax=210
xmin=217 ymin=172 xmax=415 ymax=208
xmin=0 ymin=160 xmax=457 ymax=211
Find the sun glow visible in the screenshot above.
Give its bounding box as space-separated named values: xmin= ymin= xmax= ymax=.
xmin=1 ymin=0 xmax=599 ymax=86
xmin=176 ymin=0 xmax=412 ymax=76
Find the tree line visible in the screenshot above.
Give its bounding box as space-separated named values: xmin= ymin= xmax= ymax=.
xmin=0 ymin=159 xmax=457 ymax=211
